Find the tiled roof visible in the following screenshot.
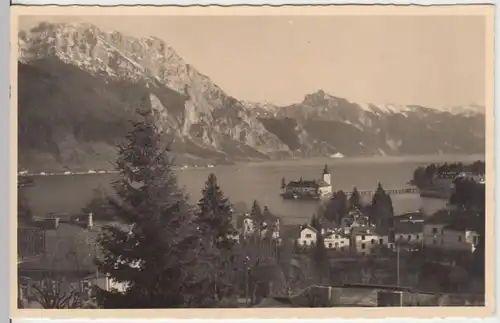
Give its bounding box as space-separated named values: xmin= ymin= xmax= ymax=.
xmin=287 ymin=180 xmax=319 ymax=188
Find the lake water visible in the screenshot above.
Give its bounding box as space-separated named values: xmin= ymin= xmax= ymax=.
xmin=22 ymin=155 xmax=483 ymax=226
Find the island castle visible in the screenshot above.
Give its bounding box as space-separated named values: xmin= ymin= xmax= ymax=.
xmin=280 ymin=165 xmax=332 ymax=200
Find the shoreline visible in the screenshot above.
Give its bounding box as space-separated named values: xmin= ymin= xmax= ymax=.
xmin=18 ymin=153 xmax=485 ymax=178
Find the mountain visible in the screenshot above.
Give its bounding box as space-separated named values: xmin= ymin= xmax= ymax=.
xmin=17 ymin=22 xmax=485 ymax=172
xmin=258 ymin=90 xmax=485 ymax=157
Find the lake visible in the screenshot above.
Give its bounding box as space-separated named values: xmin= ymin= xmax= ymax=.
xmin=22 ymin=154 xmax=483 ymax=226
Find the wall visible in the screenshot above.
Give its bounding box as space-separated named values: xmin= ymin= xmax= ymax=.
xmin=442 ymin=229 xmax=477 ymax=252
xmin=324 ymin=234 xmax=350 ymax=252
xmin=423 ymin=223 xmax=447 ymax=248
xmin=395 ymin=232 xmax=423 ymax=245
xmin=354 ymin=233 xmax=388 ymax=255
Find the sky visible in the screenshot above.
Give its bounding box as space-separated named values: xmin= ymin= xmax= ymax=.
xmin=19 ymin=15 xmax=486 ymax=108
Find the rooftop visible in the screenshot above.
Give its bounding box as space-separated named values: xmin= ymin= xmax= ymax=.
xmin=394 ymin=221 xmax=424 ymax=234
xmin=424 ymin=210 xmax=451 ymax=225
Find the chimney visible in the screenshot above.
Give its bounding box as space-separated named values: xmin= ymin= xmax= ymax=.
xmin=87 ymin=213 xmax=93 ymax=230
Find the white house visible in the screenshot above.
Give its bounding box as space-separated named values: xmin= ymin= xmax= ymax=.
xmin=323 ymin=231 xmax=350 ymax=252
xmin=442 ymin=224 xmax=480 ymax=253
xmin=297 ymin=225 xmax=317 ymax=247
xmin=423 ymin=211 xmax=451 ymax=248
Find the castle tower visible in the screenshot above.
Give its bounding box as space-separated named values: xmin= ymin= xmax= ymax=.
xmin=322 ymin=164 xmax=331 ymax=186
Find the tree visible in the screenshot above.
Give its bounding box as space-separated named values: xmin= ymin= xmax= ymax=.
xmin=95 ymin=94 xmax=216 ymax=308
xmin=250 ymin=200 xmax=265 ymax=233
xmin=196 ymin=173 xmax=236 ymax=249
xmin=30 ymin=278 xmax=85 ymax=309
xmin=195 ymin=173 xmax=238 ymax=302
xmin=312 ymin=224 xmax=328 ymax=284
xmin=370 ymin=183 xmax=394 ymax=230
xmin=349 ymin=187 xmax=361 ymax=210
xmin=82 ymin=186 xmax=115 ymax=221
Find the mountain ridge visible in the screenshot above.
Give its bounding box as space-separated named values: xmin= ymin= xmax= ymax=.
xmin=17 ymin=22 xmax=485 ymax=172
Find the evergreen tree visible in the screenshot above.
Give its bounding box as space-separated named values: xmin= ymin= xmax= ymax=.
xmin=371 ymin=183 xmax=393 ymax=229
xmin=250 ymin=200 xmax=265 ymax=232
xmin=95 ymin=95 xmax=216 ymax=308
xmin=196 ymin=173 xmax=236 ymax=249
xmin=323 ymin=164 xmax=329 ymax=174
xmin=311 ymin=214 xmax=321 ymax=231
xmin=349 ymin=187 xmax=361 ymax=210
xmin=196 ymin=173 xmax=238 ymax=302
xmin=311 ymin=220 xmax=328 ymax=284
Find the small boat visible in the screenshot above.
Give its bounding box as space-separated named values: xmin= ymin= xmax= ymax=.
xmin=39 ymin=172 xmax=47 ymax=176
xmin=88 ymin=170 xmax=97 ymax=174
xmin=64 ymin=171 xmax=71 ymax=175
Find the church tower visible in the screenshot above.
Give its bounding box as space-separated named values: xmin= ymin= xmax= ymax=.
xmin=322 ymin=164 xmax=331 ymax=186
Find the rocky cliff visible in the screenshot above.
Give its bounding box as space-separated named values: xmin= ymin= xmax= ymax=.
xmin=17 ymin=22 xmax=485 ymax=172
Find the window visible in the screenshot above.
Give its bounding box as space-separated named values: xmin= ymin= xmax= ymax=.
xmin=379 ymin=238 xmax=383 ymax=244
xmin=361 ymin=235 xmax=366 ymax=240
xmin=407 ymin=235 xmax=411 ymax=241
xmin=458 ymin=235 xmax=462 ymax=242
xmin=416 ymin=235 xmax=420 ymax=240
xmin=371 ymin=239 xmax=375 ymax=245
xmin=335 ymin=242 xmax=339 ymax=247
xmin=432 ymin=227 xmax=438 ymax=234
xmin=305 ymin=234 xmax=312 ymax=238
xmin=335 ymin=235 xmax=339 ymax=239
xmin=328 ymin=243 xmax=333 ymax=248
xmin=361 ymin=243 xmax=366 ymax=249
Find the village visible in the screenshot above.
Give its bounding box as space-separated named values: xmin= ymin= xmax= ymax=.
xmin=17 ymin=163 xmax=485 ymax=308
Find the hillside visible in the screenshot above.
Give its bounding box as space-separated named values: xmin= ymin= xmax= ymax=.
xmin=17 ymin=22 xmax=485 ymax=172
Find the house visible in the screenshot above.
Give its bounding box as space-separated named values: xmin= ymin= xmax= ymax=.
xmin=442 ymin=223 xmax=480 ymax=253
xmin=423 ymin=210 xmax=451 ymax=248
xmin=282 ymin=166 xmax=332 ymax=199
xmin=351 ymin=227 xmax=390 ymax=256
xmin=323 ymin=231 xmax=350 ymax=252
xmin=296 ymin=225 xmax=317 ymax=247
xmin=17 ymin=217 xmax=128 ymax=308
xmin=393 ymin=222 xmax=424 ymax=247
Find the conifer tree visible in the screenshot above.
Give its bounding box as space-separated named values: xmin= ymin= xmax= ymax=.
xmin=250 ymin=200 xmax=265 ymax=232
xmin=195 ymin=173 xmax=238 ymax=303
xmin=311 ymin=218 xmax=328 ymax=284
xmin=349 ymin=187 xmax=361 ymax=210
xmin=95 ymin=94 xmax=216 ymax=308
xmin=196 ymin=173 xmax=236 ymax=249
